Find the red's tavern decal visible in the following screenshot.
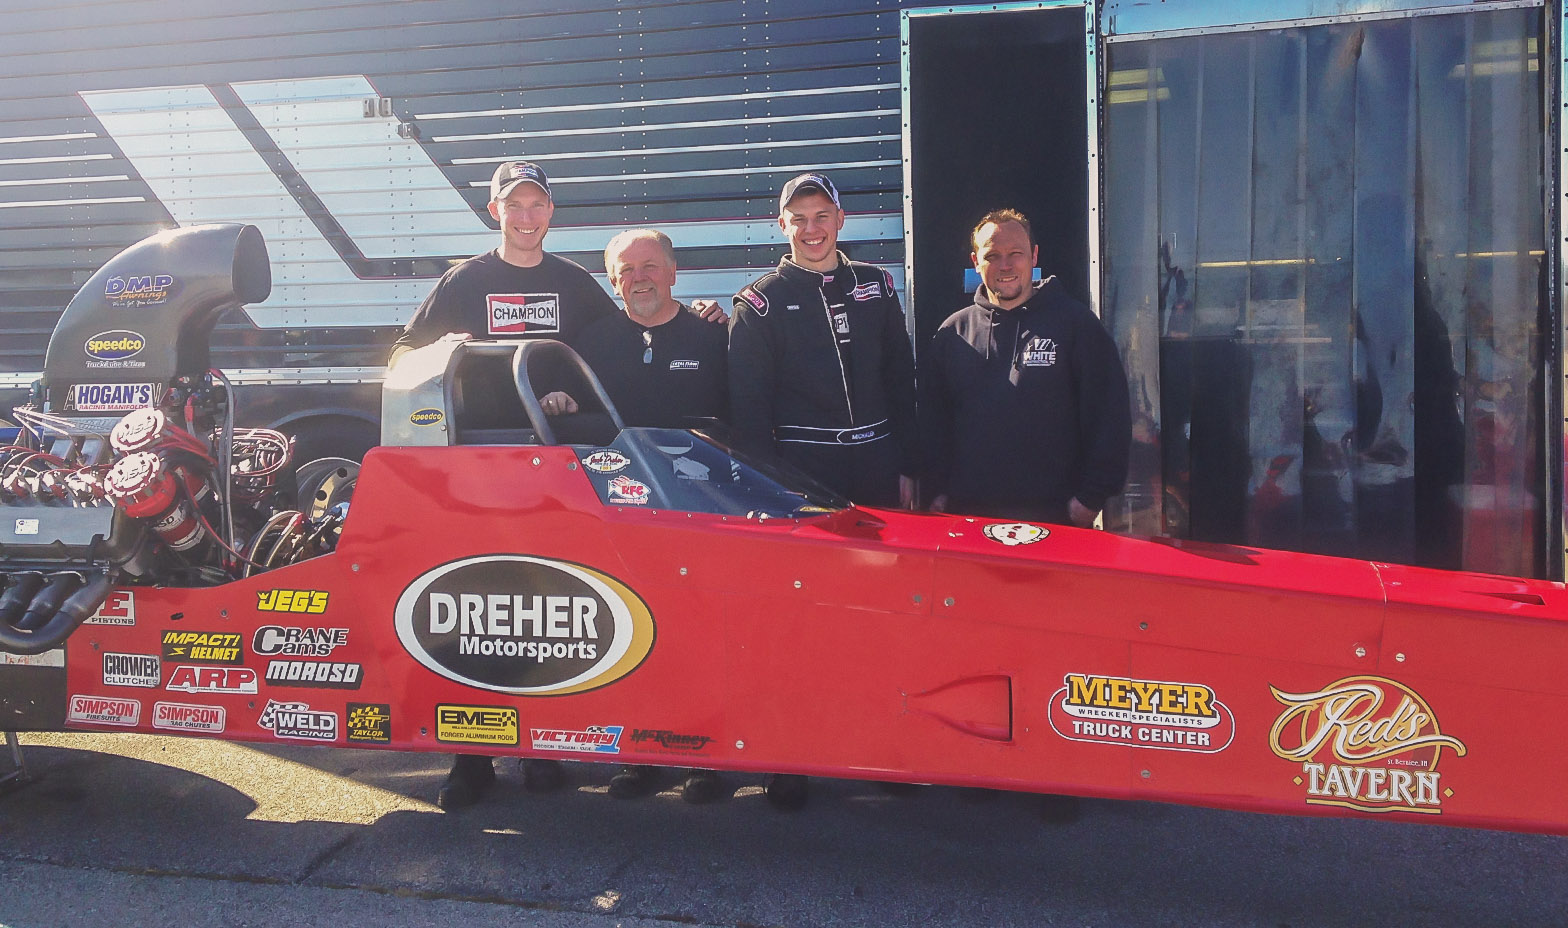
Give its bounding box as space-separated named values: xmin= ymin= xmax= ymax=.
xmin=68 ymin=695 xmax=140 ymax=726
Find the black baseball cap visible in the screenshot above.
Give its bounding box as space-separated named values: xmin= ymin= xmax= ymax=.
xmin=779 ymin=172 xmax=840 ymax=211
xmin=491 ymin=161 xmax=551 ymax=201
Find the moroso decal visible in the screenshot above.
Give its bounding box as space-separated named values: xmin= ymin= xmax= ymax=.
xmin=982 ymin=522 xmax=1048 ymax=546
xmin=410 ymin=407 xmax=444 ymax=427
xmin=83 ymin=330 xmax=147 ymax=368
xmin=153 ymin=701 xmax=225 ymax=732
xmin=1269 ymin=676 xmax=1466 ymax=815
xmin=68 ymin=695 xmax=140 ymax=726
xmin=264 ymin=660 xmax=362 ymax=689
xmin=257 ymin=589 xmax=329 ymax=614
xmin=1048 ymin=673 xmax=1234 ymax=754
xmin=161 ymin=630 xmax=242 ymax=664
xmin=395 ymin=555 xmax=655 ymax=696
xmin=532 ymin=724 xmax=623 ymax=754
xmin=85 ymin=589 xmax=135 ymax=626
xmin=436 ymin=704 xmax=519 ymax=745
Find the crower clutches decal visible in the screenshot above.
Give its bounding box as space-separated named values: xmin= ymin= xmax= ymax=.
xmin=395 ymin=555 xmax=655 ymax=695
xmin=1268 ymin=676 xmax=1466 ymax=814
xmin=1048 ymin=673 xmax=1234 ymax=753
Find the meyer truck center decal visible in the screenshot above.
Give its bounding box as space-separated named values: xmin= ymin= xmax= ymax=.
xmin=1048 ymin=672 xmax=1236 ymax=754
xmin=394 ymin=555 xmax=655 ymax=695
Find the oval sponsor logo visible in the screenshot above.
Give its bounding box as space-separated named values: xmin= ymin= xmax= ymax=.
xmin=410 ymin=407 xmax=445 ymax=426
xmin=84 ymin=330 xmax=146 ymax=362
xmin=581 ymin=449 xmax=630 ymax=474
xmin=394 ymin=555 xmax=654 ymax=695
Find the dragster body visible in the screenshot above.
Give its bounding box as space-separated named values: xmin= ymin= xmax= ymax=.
xmin=2 ymin=225 xmax=1566 ymax=837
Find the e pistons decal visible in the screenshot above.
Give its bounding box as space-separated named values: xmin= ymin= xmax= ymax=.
xmin=85 ymin=589 xmax=135 ymax=626
xmin=1269 ymin=676 xmax=1466 ymax=815
xmin=487 ymin=293 xmax=559 ymax=335
xmin=394 ymin=555 xmax=655 ymax=696
xmin=982 ymin=522 xmax=1049 ymax=546
xmin=1048 ymin=673 xmax=1234 ymax=754
xmin=1021 ymin=336 xmax=1057 ymax=367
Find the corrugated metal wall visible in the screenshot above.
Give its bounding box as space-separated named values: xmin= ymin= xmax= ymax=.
xmin=0 ymin=0 xmax=907 ymax=374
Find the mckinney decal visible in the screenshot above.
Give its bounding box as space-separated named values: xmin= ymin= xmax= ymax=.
xmin=395 ymin=555 xmax=655 ymax=696
xmin=85 ymin=589 xmax=135 ymax=626
xmin=346 ymin=703 xmax=392 ymax=744
xmin=1047 ymin=673 xmax=1235 ymax=754
xmin=256 ymin=589 xmax=329 ymax=614
xmin=166 ymin=665 xmax=258 ymax=695
xmin=487 ymin=293 xmax=560 ymax=335
xmin=982 ymin=522 xmax=1048 ymax=546
xmin=152 ymin=701 xmax=226 ymax=733
xmin=1269 ymin=676 xmax=1466 ymax=815
xmin=264 ymin=660 xmax=362 ymax=689
xmin=629 ymin=728 xmax=713 ymax=753
xmin=252 ymin=625 xmax=348 ymax=657
xmin=161 ymin=630 xmax=242 ymax=664
xmin=532 ymin=724 xmax=624 ymax=755
xmin=103 ymin=652 xmax=161 ymax=688
xmin=436 ymin=704 xmax=519 ymax=745
xmin=69 ymin=382 xmax=158 ymax=412
xmin=68 ymin=695 xmax=140 ymax=726
xmin=258 ymin=699 xmax=339 ymax=742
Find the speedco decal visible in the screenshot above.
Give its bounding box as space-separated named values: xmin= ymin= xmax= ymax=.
xmin=410 ymin=407 xmax=444 ymax=427
xmin=394 ymin=555 xmax=655 ymax=696
xmin=161 ymin=630 xmax=242 ymax=665
xmin=85 ymin=589 xmax=135 ymax=626
xmin=983 ymin=522 xmax=1048 ymax=546
xmin=436 ymin=704 xmax=519 ymax=745
xmin=253 ymin=626 xmax=348 ymax=657
xmin=532 ymin=724 xmax=623 ymax=755
xmin=257 ymin=589 xmax=329 ymax=614
xmin=1269 ymin=676 xmax=1466 ymax=815
xmin=581 ymin=449 xmax=630 ymax=474
xmin=153 ymin=701 xmax=225 ymax=733
xmin=487 ymin=293 xmax=559 ymax=335
xmin=83 ymin=329 xmax=147 ymax=367
xmin=68 ymin=695 xmax=140 ymax=726
xmin=70 ymin=383 xmax=158 ymax=412
xmin=166 ymin=665 xmax=258 ymax=694
xmin=103 ymin=652 xmax=161 ymax=688
xmin=1048 ymin=673 xmax=1235 ymax=754
xmin=258 ymin=699 xmax=338 ymax=742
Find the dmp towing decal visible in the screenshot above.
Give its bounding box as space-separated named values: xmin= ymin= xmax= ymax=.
xmin=394 ymin=555 xmax=655 ymax=695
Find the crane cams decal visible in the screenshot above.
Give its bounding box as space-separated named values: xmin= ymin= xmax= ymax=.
xmin=1269 ymin=676 xmax=1467 ymax=815
xmin=394 ymin=555 xmax=655 ymax=695
xmin=1048 ymin=673 xmax=1235 ymax=754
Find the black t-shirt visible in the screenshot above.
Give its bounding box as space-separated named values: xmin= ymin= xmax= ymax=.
xmin=576 ymin=304 xmax=728 ymax=429
xmin=394 ymin=250 xmax=617 ymax=353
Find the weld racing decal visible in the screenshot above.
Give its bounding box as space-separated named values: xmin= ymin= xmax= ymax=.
xmin=258 ymin=699 xmax=338 ymax=742
xmin=394 ymin=555 xmax=655 ymax=696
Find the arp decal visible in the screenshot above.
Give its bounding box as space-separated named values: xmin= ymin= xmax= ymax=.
xmin=105 ymin=273 xmax=174 ymax=308
xmin=252 ymin=625 xmax=348 ymax=657
xmin=67 ymin=695 xmax=140 ymax=726
xmin=258 ymin=699 xmax=338 ymax=742
xmin=487 ymin=293 xmax=559 ymax=335
xmin=1269 ymin=676 xmax=1467 ymax=815
xmin=161 ymin=630 xmax=242 ymax=664
xmin=83 ymin=329 xmax=147 ymax=368
xmin=982 ymin=523 xmax=1048 ymax=546
xmin=436 ymin=704 xmax=519 ymax=745
xmin=264 ymin=660 xmax=362 ymax=689
xmin=256 ymin=589 xmax=329 ymax=614
xmin=1048 ymin=673 xmax=1234 ymax=754
xmin=152 ymin=701 xmax=225 ymax=733
xmin=532 ymin=724 xmax=624 ymax=755
xmin=346 ymin=703 xmax=392 ymax=744
xmin=166 ymin=665 xmax=258 ymax=694
xmin=410 ymin=407 xmax=444 ymax=427
xmin=629 ymin=728 xmax=713 ymax=754
xmin=395 ymin=555 xmax=655 ymax=696
xmin=102 ymin=652 xmax=161 ymax=688
xmin=69 ymin=382 xmax=158 ymax=412
xmin=85 ymin=589 xmax=135 ymax=626
xmin=581 ymin=449 xmax=630 ymax=474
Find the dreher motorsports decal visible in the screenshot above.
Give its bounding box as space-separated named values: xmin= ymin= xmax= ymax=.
xmin=1269 ymin=675 xmax=1467 ymax=815
xmin=1048 ymin=672 xmax=1235 ymax=754
xmin=436 ymin=704 xmax=519 ymax=745
xmin=394 ymin=555 xmax=655 ymax=696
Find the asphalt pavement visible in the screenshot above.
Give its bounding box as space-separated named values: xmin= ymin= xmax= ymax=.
xmin=0 ymin=732 xmax=1564 ymax=928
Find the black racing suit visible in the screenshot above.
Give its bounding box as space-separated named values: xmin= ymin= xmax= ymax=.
xmin=920 ymin=277 xmax=1131 ymax=523
xmin=729 ymin=253 xmax=917 ymax=507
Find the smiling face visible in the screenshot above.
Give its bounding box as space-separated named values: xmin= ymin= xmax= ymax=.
xmin=779 ymin=190 xmax=845 ymax=272
xmin=607 ymin=236 xmax=678 ymax=322
xmin=972 ymin=219 xmax=1037 ymax=310
xmin=488 ymin=184 xmax=554 ymax=263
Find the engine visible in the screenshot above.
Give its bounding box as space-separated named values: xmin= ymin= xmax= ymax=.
xmin=0 ymin=224 xmax=349 ymax=654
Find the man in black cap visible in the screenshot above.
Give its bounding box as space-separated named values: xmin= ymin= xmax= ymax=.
xmin=392 ymin=162 xmax=723 ymax=811
xmin=728 ymin=172 xmax=918 ymax=810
